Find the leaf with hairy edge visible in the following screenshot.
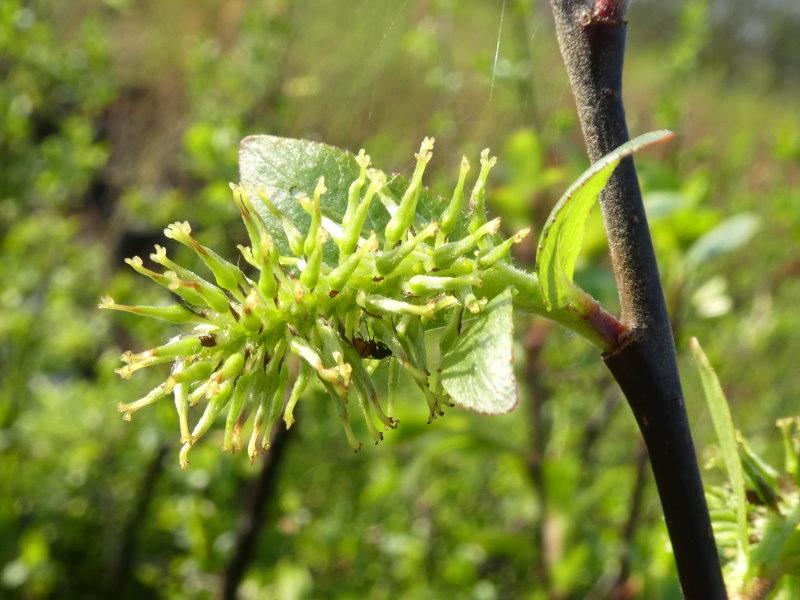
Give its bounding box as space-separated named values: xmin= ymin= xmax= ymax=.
xmin=440 ymin=289 xmax=517 ymax=415
xmin=535 ymin=130 xmax=675 ymax=311
xmin=690 ymin=337 xmax=749 ymax=557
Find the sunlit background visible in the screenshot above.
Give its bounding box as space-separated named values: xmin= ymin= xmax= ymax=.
xmin=2 ymin=0 xmax=799 ymax=597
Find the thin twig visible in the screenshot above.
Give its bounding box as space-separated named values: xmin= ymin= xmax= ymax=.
xmin=221 ymin=423 xmax=293 ymax=600
xmin=523 ymin=320 xmax=555 ymax=597
xmin=106 ymin=443 xmax=168 ymax=593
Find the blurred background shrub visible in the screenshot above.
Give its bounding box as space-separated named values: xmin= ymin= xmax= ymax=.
xmin=1 ymin=0 xmax=798 ymax=597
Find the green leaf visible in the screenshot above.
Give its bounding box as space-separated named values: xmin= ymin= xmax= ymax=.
xmin=690 ymin=337 xmax=749 ymax=556
xmin=685 ymin=213 xmax=760 ymax=268
xmin=238 ymin=135 xmax=456 ymax=265
xmin=535 ymin=130 xmax=675 ymax=310
xmin=440 ymin=288 xmax=517 ymax=415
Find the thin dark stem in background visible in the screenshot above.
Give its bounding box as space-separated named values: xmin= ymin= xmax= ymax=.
xmin=107 ymin=443 xmax=168 ymax=593
xmin=578 ymin=382 xmax=622 ymax=468
xmin=611 ymin=443 xmax=649 ymax=600
xmin=222 ymin=423 xmax=293 ymax=600
xmin=546 ymin=1 xmax=725 ymax=597
xmin=523 ymin=320 xmax=555 ymax=598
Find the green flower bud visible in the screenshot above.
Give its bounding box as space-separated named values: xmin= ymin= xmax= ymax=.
xmin=260 ymin=191 xmax=305 ymax=257
xmin=231 ymin=184 xmax=269 ymax=262
xmin=124 ymin=256 xmax=207 ymax=307
xmin=284 ymin=361 xmax=312 ymax=430
xmin=384 ymin=137 xmax=434 ymax=247
xmin=116 ymin=335 xmax=202 ymax=379
xmin=402 ymin=274 xmax=480 ymax=296
xmin=173 ymin=379 xmax=191 ymax=444
xmin=164 ymin=221 xmax=249 ymax=297
xmin=357 ymin=290 xmax=456 ymax=319
xmin=151 ymin=245 xmax=231 ymax=313
xmin=468 ymin=148 xmax=497 ymax=236
xmin=438 ymin=155 xmax=471 ymax=243
xmin=342 ymin=150 xmax=371 ymax=235
xmin=431 ymin=218 xmax=501 ymax=268
xmin=376 ymin=222 xmax=437 ymax=276
xmin=223 ymin=350 xmax=262 ymax=452
xmin=327 ymin=233 xmax=378 ymax=290
xmin=300 ymin=228 xmax=328 ymax=290
xmin=98 ymin=296 xmax=203 ymax=324
xmin=340 ymin=169 xmax=383 ymax=257
xmin=166 ymin=358 xmax=218 ymax=391
xmin=322 ymin=379 xmax=362 ymax=453
xmin=301 ymin=176 xmax=326 ymax=257
xmin=118 ymin=382 xmax=169 ymax=421
xmin=477 ymin=227 xmax=531 ymax=268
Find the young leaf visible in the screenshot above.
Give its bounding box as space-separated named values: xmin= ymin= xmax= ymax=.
xmin=690 ymin=336 xmax=749 ymax=556
xmin=440 ymin=289 xmax=517 ymax=414
xmin=535 ymin=130 xmax=675 ymax=310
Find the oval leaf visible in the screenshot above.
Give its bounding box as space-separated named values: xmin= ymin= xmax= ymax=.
xmin=535 ymin=130 xmax=675 ymax=310
xmin=440 ymin=289 xmax=517 ymax=414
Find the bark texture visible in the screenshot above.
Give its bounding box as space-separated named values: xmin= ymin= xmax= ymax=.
xmin=547 ymin=1 xmax=726 ymax=597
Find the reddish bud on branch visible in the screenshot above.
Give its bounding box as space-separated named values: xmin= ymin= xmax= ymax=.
xmin=581 ymin=0 xmax=626 ymax=27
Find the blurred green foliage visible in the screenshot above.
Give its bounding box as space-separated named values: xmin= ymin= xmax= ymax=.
xmin=1 ymin=0 xmax=799 ymax=598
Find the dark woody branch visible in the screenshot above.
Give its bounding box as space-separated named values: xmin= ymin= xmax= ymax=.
xmin=546 ymin=1 xmax=726 ymax=597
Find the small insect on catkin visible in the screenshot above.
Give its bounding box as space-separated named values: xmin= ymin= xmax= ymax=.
xmin=100 ymin=138 xmax=529 ymax=467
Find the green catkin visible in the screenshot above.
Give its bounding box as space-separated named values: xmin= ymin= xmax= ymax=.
xmin=103 ymin=137 xmax=529 ymax=467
